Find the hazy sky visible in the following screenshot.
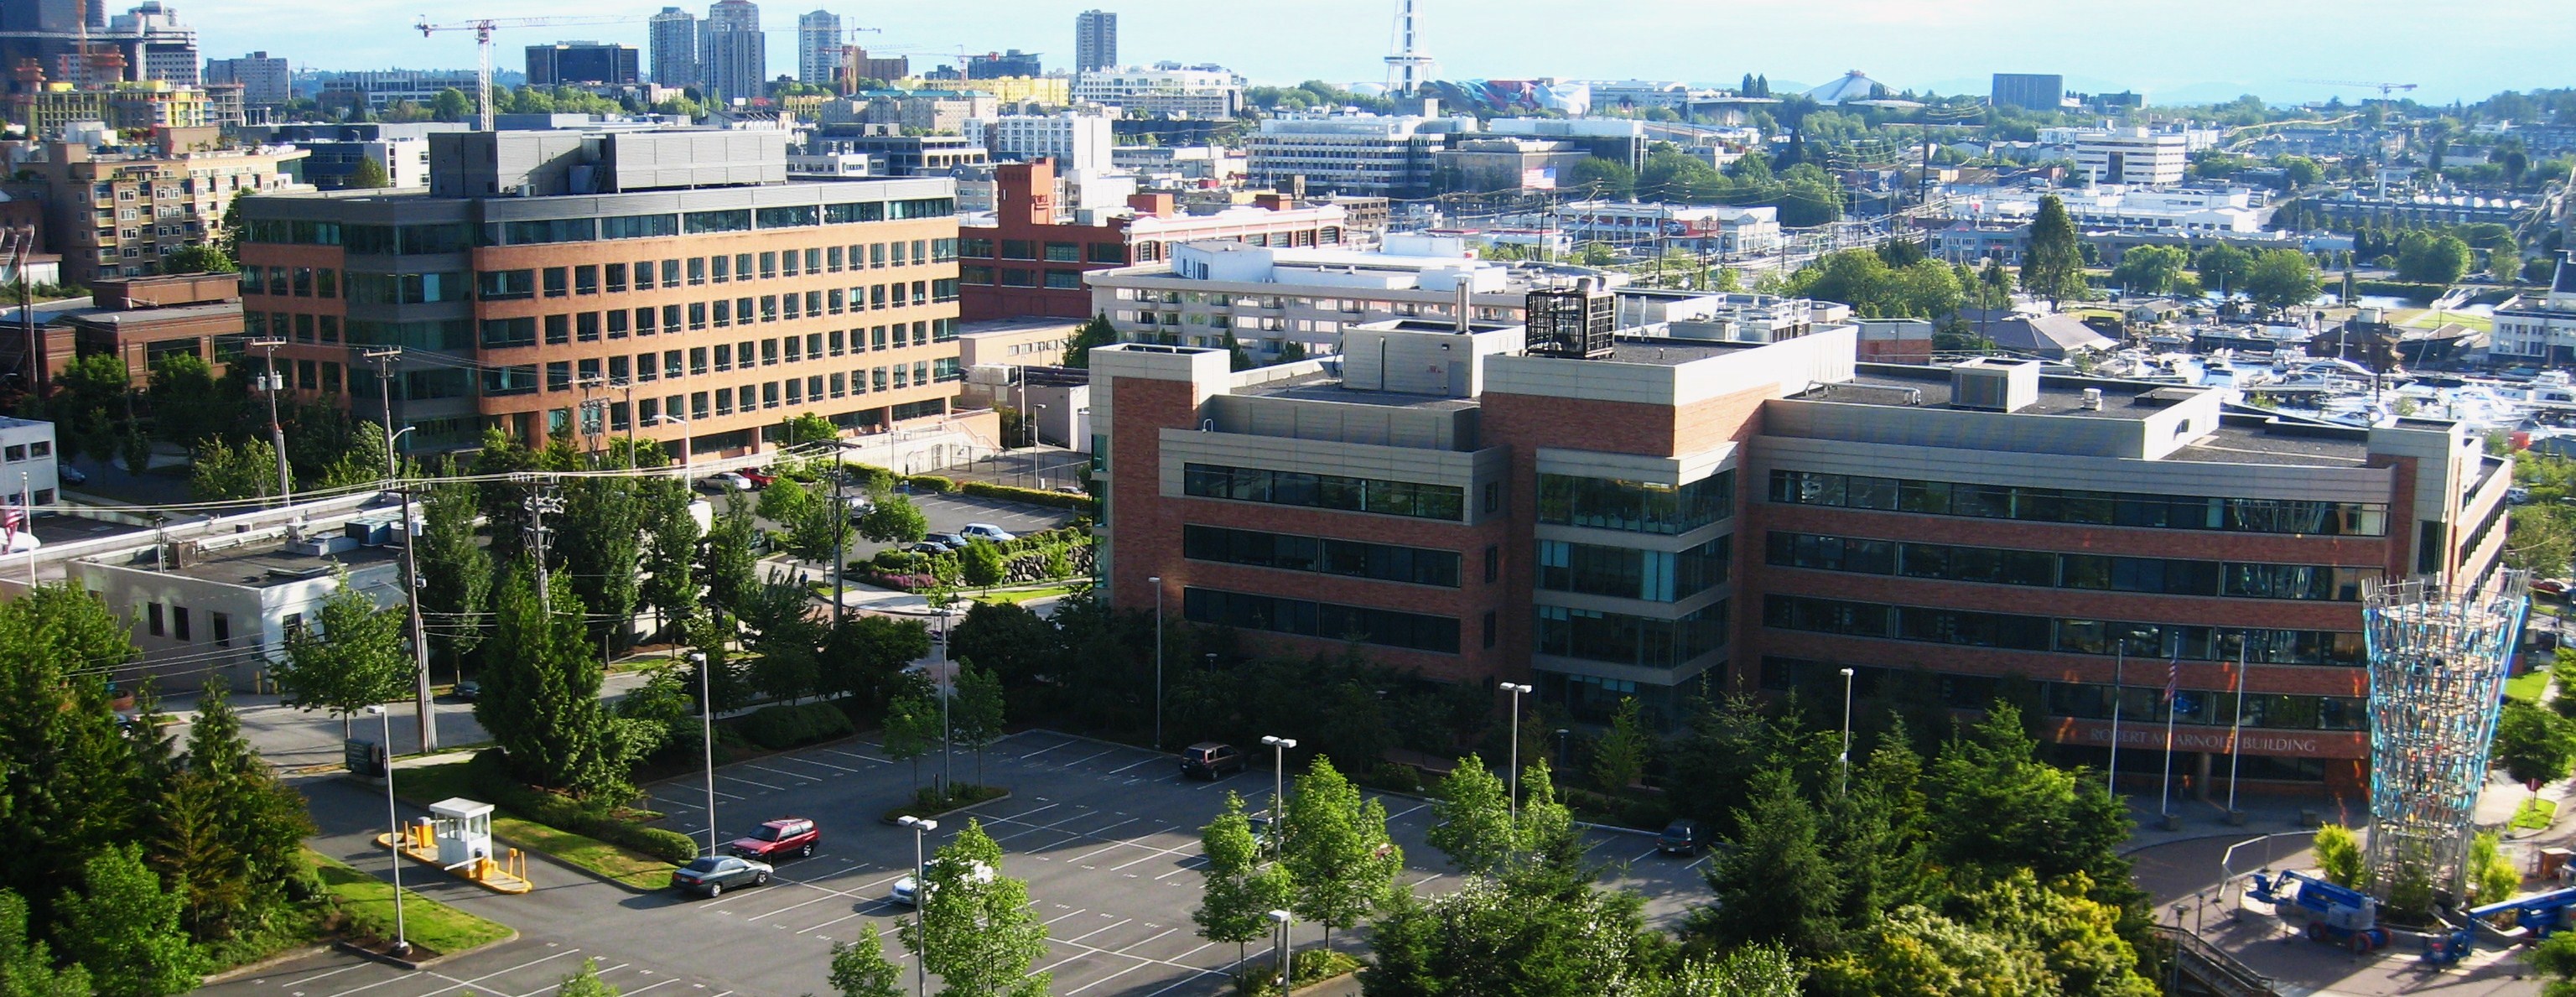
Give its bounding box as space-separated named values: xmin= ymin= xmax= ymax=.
xmin=204 ymin=0 xmax=2571 ymax=107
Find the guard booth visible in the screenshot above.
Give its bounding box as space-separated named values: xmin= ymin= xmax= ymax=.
xmin=426 ymin=798 xmax=496 ymax=870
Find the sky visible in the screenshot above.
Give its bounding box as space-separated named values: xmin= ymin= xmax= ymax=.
xmin=200 ymin=0 xmax=2573 ymax=108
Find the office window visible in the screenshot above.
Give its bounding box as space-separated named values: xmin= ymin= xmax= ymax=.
xmin=543 ymin=267 xmax=568 ymax=297
xmin=636 ymin=307 xmax=658 ymax=335
xmin=760 ymin=252 xmax=776 ymax=278
xmin=607 ymin=310 xmax=630 ymax=339
xmin=782 ymin=251 xmax=801 ymax=278
xmin=147 ymin=601 xmax=164 ymax=636
xmin=544 ymin=314 xmax=569 ymax=345
xmin=605 ymin=262 xmax=628 ymax=293
xmin=714 ymin=344 xmax=732 ymax=371
xmin=665 ymin=259 xmax=684 ymax=288
xmin=829 ymin=330 xmax=845 ymax=356
xmin=689 ymin=257 xmax=708 ymax=284
xmin=210 ymin=611 xmax=231 ymax=647
xmin=712 ymin=300 xmax=731 ymax=327
xmin=574 ymin=265 xmax=599 ymax=294
xmin=828 ymin=246 xmax=844 ymax=272
xmin=577 ymin=312 xmax=600 ymax=342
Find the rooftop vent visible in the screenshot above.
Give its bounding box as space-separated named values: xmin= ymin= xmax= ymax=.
xmin=1524 ymin=278 xmax=1613 ymax=360
xmin=1949 ymin=359 xmax=2042 ymax=413
xmin=2080 ymin=387 xmax=2103 ymax=411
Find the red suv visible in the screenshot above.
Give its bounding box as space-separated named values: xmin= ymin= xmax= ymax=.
xmin=727 ymin=818 xmax=819 ymax=860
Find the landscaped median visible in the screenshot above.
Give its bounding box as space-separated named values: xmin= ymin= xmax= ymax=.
xmin=387 ymin=752 xmax=691 ymax=893
xmin=307 ymin=848 xmax=514 ymax=958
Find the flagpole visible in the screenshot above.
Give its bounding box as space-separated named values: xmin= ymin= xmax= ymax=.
xmin=2160 ymin=656 xmax=2179 ymax=819
xmin=2227 ymin=641 xmax=2247 ymax=816
xmin=2107 ymin=647 xmax=2123 ymax=795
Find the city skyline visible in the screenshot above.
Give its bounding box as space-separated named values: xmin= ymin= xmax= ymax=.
xmin=191 ymin=0 xmax=2573 ymax=106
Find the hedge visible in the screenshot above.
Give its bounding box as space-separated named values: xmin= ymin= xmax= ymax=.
xmin=2350 ymin=279 xmax=2448 ymax=304
xmin=465 ymin=749 xmax=701 ymax=865
xmin=738 ymin=702 xmax=857 ymax=750
xmin=901 ymin=474 xmax=958 ymax=493
xmin=960 ymin=480 xmax=1094 ymax=511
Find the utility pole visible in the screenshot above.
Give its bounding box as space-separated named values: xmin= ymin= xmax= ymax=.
xmin=830 ymin=442 xmax=846 ymax=628
xmin=366 ymin=347 xmax=437 ymax=753
xmin=247 ymin=339 xmax=294 ymax=511
xmin=522 ymin=479 xmax=564 ymax=613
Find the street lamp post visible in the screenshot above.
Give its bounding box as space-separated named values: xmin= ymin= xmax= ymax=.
xmin=896 ymin=816 xmax=938 ymax=997
xmin=935 ymin=603 xmax=956 ymax=796
xmin=1499 ymin=683 xmax=1532 ymax=818
xmin=1268 ymin=909 xmax=1292 ymax=991
xmin=1554 ymin=728 xmax=1570 ymax=767
xmin=1838 ymin=667 xmax=1856 ymax=796
xmin=365 ymin=705 xmax=409 ymax=957
xmin=1148 ymin=576 xmax=1164 ymax=751
xmin=691 ymin=652 xmax=717 ymax=855
xmin=1259 ymin=735 xmax=1296 ymax=859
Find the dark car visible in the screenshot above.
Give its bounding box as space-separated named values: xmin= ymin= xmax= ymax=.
xmin=727 ymin=818 xmax=820 ymax=860
xmin=1658 ymin=819 xmax=1707 ymax=855
xmin=1181 ymin=742 xmax=1245 ymax=780
xmin=672 ymin=854 xmax=771 ymax=896
xmin=923 ymin=532 xmax=968 ymax=551
xmin=450 ymin=681 xmax=481 ymax=702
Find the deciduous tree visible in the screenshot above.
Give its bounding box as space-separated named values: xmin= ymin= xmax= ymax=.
xmin=827 ymin=923 xmax=904 ymax=997
xmin=2018 ymin=195 xmax=2091 ymax=308
xmin=55 ymin=845 xmax=200 ymax=997
xmin=898 ymin=820 xmax=1050 ymax=997
xmin=952 ymin=663 xmax=1005 ymax=787
xmin=1425 ymin=754 xmax=1514 ymax=875
xmin=1194 ymin=792 xmax=1289 ymax=967
xmin=0 ymin=888 xmax=90 ymax=997
xmin=415 ymin=458 xmax=489 ymax=674
xmin=273 ymin=572 xmax=410 ymax=740
xmin=1281 ymin=757 xmax=1401 ymax=946
xmin=855 ymin=491 xmax=927 ymax=545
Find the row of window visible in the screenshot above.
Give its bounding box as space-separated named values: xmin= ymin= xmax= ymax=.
xmin=143 ymin=600 xmax=235 ymax=646
xmin=483 ymin=363 xmax=955 ymax=415
xmin=1181 ymin=463 xmax=1466 ymax=522
xmin=1539 ymin=471 xmax=1733 ymax=536
xmin=246 ymin=200 xmax=958 ymax=249
xmin=1181 ymin=524 xmax=1461 ymax=588
xmin=258 ymin=246 xmax=958 ymax=309
xmin=1759 ymin=659 xmax=2365 ymax=732
xmin=1535 ymin=536 xmax=1731 ymax=603
xmin=1182 ymin=586 xmax=1461 ymax=654
xmin=1766 ymin=469 xmax=2391 ymax=537
xmin=959 ymin=238 xmax=1127 ymax=264
xmin=472 ymin=284 xmax=953 ymax=340
xmin=2 ymin=439 xmax=51 ymax=463
xmin=1762 ymin=594 xmax=2368 ymax=666
xmin=1764 ymin=532 xmax=2371 ymax=602
xmin=958 ymin=266 xmax=1088 ymax=290
xmin=1534 ymin=602 xmax=1728 ymax=671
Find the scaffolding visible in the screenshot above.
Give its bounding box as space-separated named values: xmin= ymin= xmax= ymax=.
xmin=2361 ymin=571 xmax=2529 ymax=898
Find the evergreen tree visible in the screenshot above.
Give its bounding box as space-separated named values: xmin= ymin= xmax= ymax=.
xmin=951 ymin=663 xmax=1005 ymax=788
xmin=1062 ymin=314 xmax=1121 ymax=369
xmin=1589 ymin=697 xmax=1651 ymax=793
xmin=474 ymin=559 xmax=621 ymax=796
xmin=827 ymin=924 xmax=904 ymax=997
xmin=898 ymin=820 xmax=1050 ymax=997
xmin=638 ymin=475 xmax=701 ymax=644
xmin=0 ymin=586 xmax=147 ymax=938
xmin=345 ymin=157 xmax=392 ymax=190
xmin=154 ymin=683 xmax=311 ymax=942
xmin=273 ymin=572 xmax=411 ymax=740
xmin=957 ymin=538 xmax=1004 ymax=591
xmin=2018 ymin=195 xmax=2091 ymax=308
xmin=55 ymin=846 xmax=200 ymax=997
xmin=1425 ymin=754 xmax=1514 ymax=875
xmin=700 ymin=501 xmax=761 ymax=620
xmin=415 ymin=457 xmax=490 ymax=676
xmin=1280 ymin=757 xmax=1402 ymax=946
xmin=560 ymin=446 xmax=645 ymax=651
xmin=1696 ymin=770 xmax=1841 ymax=957
xmin=882 ymin=683 xmax=940 ymax=798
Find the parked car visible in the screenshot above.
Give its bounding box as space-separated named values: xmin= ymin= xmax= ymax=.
xmin=923 ymin=532 xmax=968 ymax=551
xmin=704 ymin=471 xmax=756 ymax=492
xmin=902 ymin=541 xmax=953 ymax=556
xmin=450 ymin=681 xmax=481 ymax=702
xmin=890 ymin=859 xmax=993 ymax=906
xmin=2537 ymin=579 xmax=2572 ymax=599
xmin=726 ymin=818 xmax=820 ymax=860
xmin=740 ymin=469 xmax=777 ymax=488
xmin=1180 ymin=742 xmax=1245 ymax=780
xmin=2510 ymin=486 xmax=2534 ymax=506
xmin=1658 ymin=819 xmax=1707 ymax=855
xmin=958 ymin=523 xmax=1016 ymax=543
xmin=672 ymin=854 xmax=771 ymax=897
xmin=844 ymin=494 xmax=875 ymax=518
xmin=56 ymin=465 xmax=84 ymax=486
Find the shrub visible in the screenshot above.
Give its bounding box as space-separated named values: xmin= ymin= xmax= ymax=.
xmin=465 ymin=749 xmax=700 ymax=865
xmin=901 ymin=474 xmax=957 ymax=493
xmin=738 ymin=702 xmax=857 ymax=750
xmin=958 ymin=480 xmax=1096 ymax=511
xmin=1366 ymin=761 xmax=1422 ymax=793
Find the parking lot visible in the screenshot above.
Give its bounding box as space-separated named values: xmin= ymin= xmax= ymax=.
xmin=201 ymin=728 xmax=1711 ymax=997
xmin=736 ymin=490 xmax=1078 ymax=566
xmin=627 ymin=728 xmax=1712 ymax=996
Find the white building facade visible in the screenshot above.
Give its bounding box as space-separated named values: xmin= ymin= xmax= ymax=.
xmin=1244 ymin=114 xmax=1471 ymax=199
xmin=1561 ymin=201 xmax=1783 ymax=255
xmin=985 ymin=112 xmax=1116 ymax=173
xmin=2072 ymin=127 xmax=2189 ymax=185
xmin=1070 ymin=65 xmax=1243 ymax=119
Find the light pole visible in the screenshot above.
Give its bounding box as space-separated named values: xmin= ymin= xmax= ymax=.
xmin=649 ymin=413 xmax=692 ymax=482
xmin=691 ymin=652 xmax=717 ymax=856
xmin=1149 ymin=576 xmax=1164 ymax=751
xmin=365 ymin=705 xmax=409 ymax=957
xmin=1028 ymin=403 xmax=1046 ymax=489
xmin=1554 ymin=728 xmax=1570 ymax=767
xmin=896 ymin=816 xmax=937 ymax=997
xmin=1260 ymin=735 xmax=1296 ymax=858
xmin=1499 ymin=683 xmax=1532 ymax=818
xmin=936 ymin=603 xmax=955 ymax=796
xmin=1837 ymin=667 xmax=1856 ymax=796
xmin=1269 ymin=909 xmax=1292 ymax=991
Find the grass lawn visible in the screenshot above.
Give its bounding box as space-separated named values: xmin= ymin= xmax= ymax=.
xmin=307 ymin=849 xmax=513 ymax=956
xmin=391 ymin=760 xmax=676 ymax=892
xmin=2507 ymin=667 xmax=2553 ymax=704
xmin=971 ymin=583 xmax=1090 ymax=605
xmin=2515 ymin=797 xmax=2560 ymax=831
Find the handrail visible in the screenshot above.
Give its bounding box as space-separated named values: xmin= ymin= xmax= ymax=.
xmin=2157 ymin=926 xmax=2278 ymax=997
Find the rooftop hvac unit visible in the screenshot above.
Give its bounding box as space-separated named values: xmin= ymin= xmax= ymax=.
xmin=1524 ymin=278 xmax=1613 ymax=360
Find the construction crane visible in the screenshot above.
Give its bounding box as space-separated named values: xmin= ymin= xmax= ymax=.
xmin=414 ymin=14 xmax=647 ymax=131
xmin=835 ymin=25 xmax=883 ymax=96
xmin=2294 ymin=79 xmax=2422 ymax=100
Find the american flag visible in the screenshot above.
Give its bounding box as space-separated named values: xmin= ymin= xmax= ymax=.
xmin=2161 ymin=654 xmax=2180 ymax=704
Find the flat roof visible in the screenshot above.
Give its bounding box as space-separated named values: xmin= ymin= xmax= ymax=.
xmin=958 ymin=317 xmax=1083 ymax=338
xmin=1603 ymin=338 xmax=1755 ymax=366
xmin=1800 ymin=365 xmax=2379 ymax=465
xmin=1236 ymin=371 xmax=1479 ymax=412
xmin=124 ymin=540 xmax=400 ymax=587
xmin=62 ymin=302 xmax=240 ymax=328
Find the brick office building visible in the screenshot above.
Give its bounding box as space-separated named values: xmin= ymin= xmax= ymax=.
xmin=957 ymin=158 xmax=1347 ymax=321
xmin=1091 ymin=302 xmax=2511 ymax=796
xmin=235 ymin=129 xmax=964 ymax=459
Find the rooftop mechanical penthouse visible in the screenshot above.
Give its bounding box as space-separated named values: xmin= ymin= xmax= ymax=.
xmin=1091 ymin=286 xmax=2508 ymax=797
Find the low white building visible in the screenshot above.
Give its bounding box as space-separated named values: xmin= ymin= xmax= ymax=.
xmin=984 ymin=112 xmax=1117 ymax=173
xmin=70 ymin=515 xmax=412 ymax=689
xmin=2491 ymin=255 xmax=2576 ymax=366
xmin=1950 ymin=185 xmax=2266 ymax=236
xmin=1087 ymin=236 xmax=1616 ymax=360
xmin=0 ymin=417 xmax=62 ymax=512
xmin=1560 ymin=200 xmax=1783 ymax=255
xmin=1244 ymin=113 xmax=1473 ymax=199
xmin=1071 ymin=65 xmax=1244 ymax=119
xmin=2067 ymin=127 xmax=2189 ymax=185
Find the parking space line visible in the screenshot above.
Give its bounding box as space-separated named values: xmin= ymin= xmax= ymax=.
xmin=773 ymin=755 xmax=864 ymax=774
xmin=1043 ymin=937 xmax=1228 ymax=980
xmin=743 ymin=763 xmax=817 ymax=782
xmin=1065 ymin=826 xmax=1166 ymax=865
xmin=1058 ymin=917 xmax=1134 ymax=946
xmin=988 ymin=802 xmax=1060 ymax=823
xmin=1063 ymin=958 xmax=1163 ymax=995
xmin=1057 ymin=748 xmax=1119 ymax=768
xmin=1385 ymin=802 xmax=1430 ymax=821
xmin=1105 ymin=757 xmax=1161 ymax=774
xmin=1041 ymin=907 xmax=1089 ymax=926
xmin=718 ymin=774 xmax=788 ymax=792
xmin=824 ymin=748 xmax=891 ymax=764
xmin=622 ymin=981 xmax=678 ymax=996
xmin=341 ymin=948 xmax=579 ymax=997
xmin=1629 ymin=846 xmax=1662 ymax=865
xmin=1153 ymin=856 xmax=1209 ymax=880
xmin=507 ymin=962 xmax=628 ymax=997
xmin=283 ymin=964 xmax=371 ymax=987
xmin=1685 ymin=854 xmax=1711 ymax=871
xmin=1017 ymin=740 xmax=1074 ymax=761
